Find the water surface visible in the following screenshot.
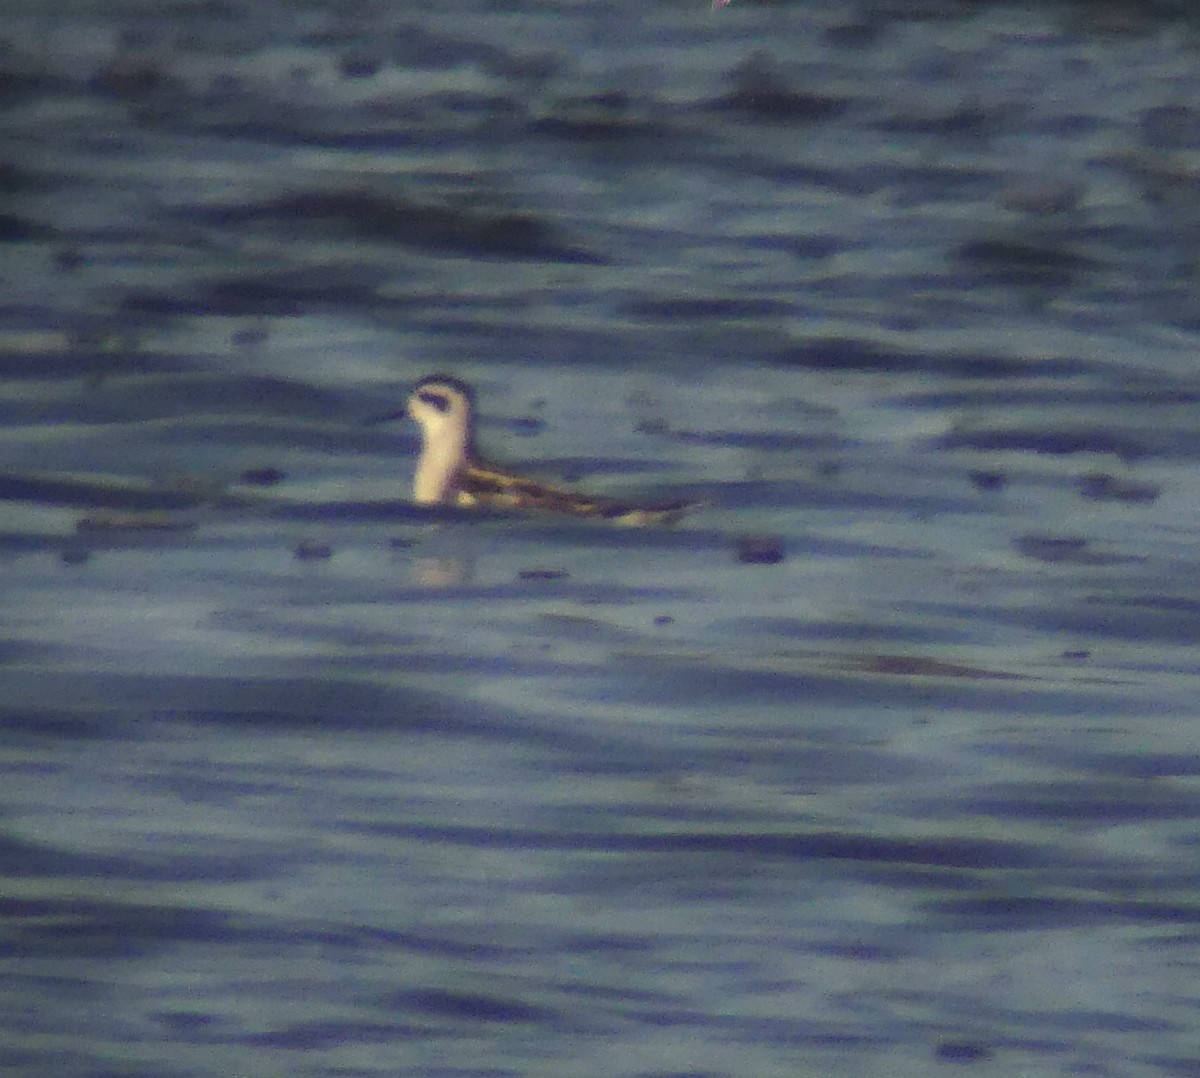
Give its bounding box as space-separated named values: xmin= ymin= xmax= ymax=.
xmin=4 ymin=1 xmax=1200 ymax=1075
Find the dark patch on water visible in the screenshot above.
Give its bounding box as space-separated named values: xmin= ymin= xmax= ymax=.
xmin=892 ymin=385 xmax=1200 ymax=408
xmin=530 ymin=90 xmax=676 ymax=140
xmin=773 ymin=338 xmax=1090 ymax=377
xmin=151 ymin=1010 xmax=225 ymax=1037
xmin=0 ymin=843 xmax=272 ymax=894
xmin=184 ymin=190 xmax=603 ymax=263
xmin=397 ymin=989 xmax=557 ymax=1025
xmin=744 ymin=232 xmax=848 ymax=260
xmin=121 ymin=267 xmax=390 ymax=317
xmin=626 ymin=295 xmax=795 ymax=320
xmin=718 ymin=50 xmax=851 ymax=122
xmin=244 ymin=1020 xmax=416 ymax=1049
xmin=955 ymin=238 xmax=1101 ymax=286
xmin=350 ymin=820 xmax=1050 ymax=874
xmin=1075 ymin=471 xmax=1160 ymax=503
xmin=935 ymin=1041 xmax=993 ymax=1063
xmin=0 ymin=474 xmax=203 ymax=511
xmin=1015 ymin=534 xmax=1131 ymax=565
xmin=0 ymin=213 xmax=55 ymax=241
xmin=935 ymin=427 xmax=1148 ymax=457
xmin=933 ymin=894 xmax=1200 ymax=930
xmin=711 ymin=616 xmax=981 ymax=645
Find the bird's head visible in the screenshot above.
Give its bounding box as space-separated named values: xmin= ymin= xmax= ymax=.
xmin=406 ymin=374 xmax=477 ymax=448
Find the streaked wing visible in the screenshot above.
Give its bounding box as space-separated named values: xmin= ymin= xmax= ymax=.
xmin=460 ymin=461 xmax=703 ymax=524
xmin=461 ymin=461 xmax=607 ymax=513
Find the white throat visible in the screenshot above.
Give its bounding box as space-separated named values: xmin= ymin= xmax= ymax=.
xmin=413 ymin=417 xmax=470 ymax=504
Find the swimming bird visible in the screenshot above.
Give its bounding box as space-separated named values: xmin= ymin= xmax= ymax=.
xmin=379 ymin=374 xmax=704 ymax=525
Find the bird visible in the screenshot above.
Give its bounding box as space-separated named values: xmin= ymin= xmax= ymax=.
xmin=377 ymin=374 xmax=705 ymax=525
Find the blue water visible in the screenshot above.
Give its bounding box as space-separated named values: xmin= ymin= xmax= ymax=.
xmin=4 ymin=1 xmax=1200 ymax=1075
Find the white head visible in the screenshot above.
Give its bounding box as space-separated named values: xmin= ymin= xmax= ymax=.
xmin=407 ymin=375 xmax=477 ymax=504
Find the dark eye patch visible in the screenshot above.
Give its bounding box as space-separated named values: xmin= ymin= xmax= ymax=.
xmin=417 ymin=390 xmax=451 ymax=413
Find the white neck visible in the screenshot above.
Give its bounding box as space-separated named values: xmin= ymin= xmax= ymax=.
xmin=413 ymin=422 xmax=469 ymax=504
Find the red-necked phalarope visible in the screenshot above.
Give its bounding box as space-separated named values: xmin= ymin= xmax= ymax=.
xmin=378 ymin=374 xmax=705 ymax=525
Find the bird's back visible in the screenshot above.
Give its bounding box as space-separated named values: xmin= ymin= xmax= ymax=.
xmin=459 ymin=460 xmax=703 ymax=525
